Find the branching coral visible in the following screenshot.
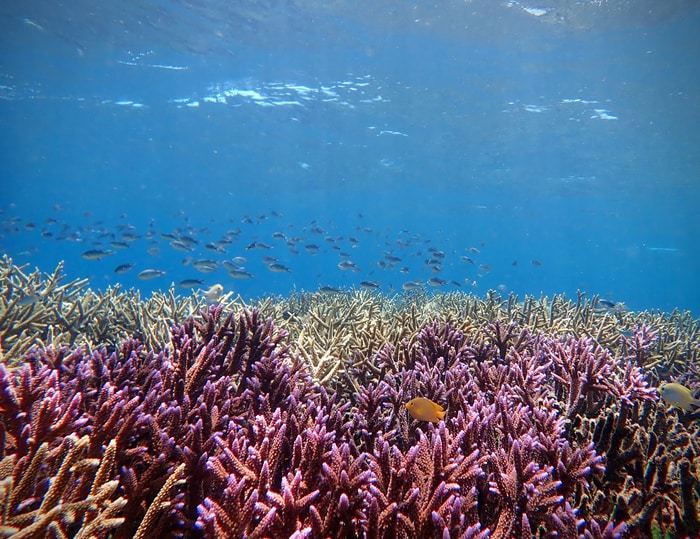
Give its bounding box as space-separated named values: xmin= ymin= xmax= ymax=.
xmin=0 ymin=256 xmax=206 ymax=360
xmin=0 ymin=258 xmax=698 ymax=538
xmin=0 ymin=435 xmax=125 ymax=538
xmin=3 ymin=256 xmax=697 ymax=382
xmin=0 ymin=305 xmax=312 ymax=536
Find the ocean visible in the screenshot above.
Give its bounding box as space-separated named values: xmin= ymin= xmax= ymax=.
xmin=1 ymin=0 xmax=698 ymax=313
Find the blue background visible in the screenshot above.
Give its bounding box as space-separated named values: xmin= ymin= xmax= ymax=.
xmin=1 ymin=1 xmax=698 ymax=313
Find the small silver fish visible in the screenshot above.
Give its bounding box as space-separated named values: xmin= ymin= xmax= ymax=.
xmin=267 ymin=263 xmax=291 ymax=273
xmin=402 ymin=281 xmax=423 ymax=291
xmin=82 ymin=249 xmax=113 ymax=260
xmin=222 ymin=261 xmax=242 ymax=272
xmin=138 ymin=269 xmax=166 ymax=280
xmin=205 ymin=242 xmax=226 ymax=253
xmin=594 ymin=299 xmax=627 ymax=315
xmin=192 ymin=260 xmax=218 ymax=273
xmin=170 ymin=240 xmax=194 ymax=252
xmin=338 ymin=260 xmax=359 ymax=271
xmin=17 ymin=293 xmax=40 ymax=307
xmin=114 ymin=263 xmax=134 ymax=274
xmin=246 ymin=241 xmax=271 ymax=250
xmin=177 ymin=236 xmax=198 ymax=247
xmin=179 ymin=279 xmax=204 ymax=288
xmin=228 ymin=269 xmax=253 ymax=280
xmin=360 ymin=281 xmax=379 ymax=290
xmin=319 ymin=285 xmax=341 ymax=293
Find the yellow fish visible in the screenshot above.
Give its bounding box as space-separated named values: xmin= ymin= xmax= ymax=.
xmin=405 ymin=397 xmax=446 ymax=423
xmin=658 ymin=382 xmax=700 ymax=412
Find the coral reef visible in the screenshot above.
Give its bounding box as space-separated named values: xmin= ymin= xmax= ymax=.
xmin=0 ymin=256 xmax=206 ymax=360
xmin=0 ymin=258 xmax=698 ymax=538
xmin=0 ymin=435 xmax=125 ymax=538
xmin=2 ymin=257 xmax=699 ymax=384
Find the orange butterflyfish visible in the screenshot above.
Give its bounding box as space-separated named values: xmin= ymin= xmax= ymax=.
xmin=405 ymin=397 xmax=446 ymax=423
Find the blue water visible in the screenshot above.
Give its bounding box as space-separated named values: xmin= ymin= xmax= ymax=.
xmin=1 ymin=1 xmax=699 ymax=313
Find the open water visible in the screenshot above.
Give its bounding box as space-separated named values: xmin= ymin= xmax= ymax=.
xmin=1 ymin=0 xmax=699 ymax=313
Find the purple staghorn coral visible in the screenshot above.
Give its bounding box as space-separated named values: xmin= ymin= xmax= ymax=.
xmin=0 ymin=307 xmax=690 ymax=538
xmin=0 ymin=308 xmax=310 ymax=536
xmin=196 ymin=316 xmax=656 ymax=538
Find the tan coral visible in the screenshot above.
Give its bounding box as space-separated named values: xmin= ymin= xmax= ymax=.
xmin=0 ymin=436 xmax=126 ymax=538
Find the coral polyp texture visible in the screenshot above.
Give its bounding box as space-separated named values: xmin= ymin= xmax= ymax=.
xmin=0 ymin=259 xmax=698 ymax=538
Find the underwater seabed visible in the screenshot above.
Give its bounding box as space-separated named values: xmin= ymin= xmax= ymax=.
xmin=0 ymin=256 xmax=698 ymax=538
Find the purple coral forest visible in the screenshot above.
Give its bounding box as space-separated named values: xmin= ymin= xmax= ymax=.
xmin=0 ymin=306 xmax=683 ymax=538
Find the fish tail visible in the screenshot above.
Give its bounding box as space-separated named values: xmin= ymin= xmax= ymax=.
xmin=436 ymin=410 xmax=446 ymax=420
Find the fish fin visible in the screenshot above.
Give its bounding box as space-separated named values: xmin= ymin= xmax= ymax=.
xmin=436 ymin=410 xmax=446 ymax=420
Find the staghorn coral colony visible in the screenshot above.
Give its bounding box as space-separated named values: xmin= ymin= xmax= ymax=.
xmin=0 ymin=256 xmax=698 ymax=538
